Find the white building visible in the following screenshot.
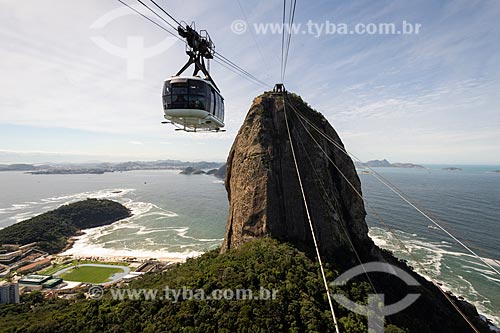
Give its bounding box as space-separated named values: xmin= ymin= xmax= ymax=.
xmin=0 ymin=282 xmax=20 ymax=304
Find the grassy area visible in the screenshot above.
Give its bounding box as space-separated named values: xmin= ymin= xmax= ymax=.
xmin=40 ymin=263 xmax=73 ymax=275
xmin=58 ymin=266 xmax=125 ymax=283
xmin=40 ymin=260 xmax=130 ymax=275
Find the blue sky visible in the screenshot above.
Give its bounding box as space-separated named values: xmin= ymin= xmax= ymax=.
xmin=1 ymin=0 xmax=499 ymax=164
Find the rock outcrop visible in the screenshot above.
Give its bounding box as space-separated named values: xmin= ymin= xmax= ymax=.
xmin=220 ymin=92 xmax=493 ymax=333
xmin=221 ymin=93 xmax=375 ymax=265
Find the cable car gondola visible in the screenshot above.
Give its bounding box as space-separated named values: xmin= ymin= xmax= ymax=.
xmin=163 ymin=76 xmax=224 ymax=132
xmin=162 ymin=23 xmax=225 ymax=132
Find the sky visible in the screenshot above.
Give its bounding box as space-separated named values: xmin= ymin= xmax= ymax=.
xmin=1 ymin=0 xmax=499 ymax=164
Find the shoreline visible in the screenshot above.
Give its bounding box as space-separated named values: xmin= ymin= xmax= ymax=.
xmin=55 ymin=250 xmax=187 ymax=264
xmin=58 ymin=224 xmax=195 ymax=264
xmin=369 ymin=229 xmax=500 ymax=330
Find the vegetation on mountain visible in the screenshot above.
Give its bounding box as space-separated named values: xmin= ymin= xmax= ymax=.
xmin=0 ymin=238 xmax=408 ymax=333
xmin=0 ymin=199 xmax=131 ymax=254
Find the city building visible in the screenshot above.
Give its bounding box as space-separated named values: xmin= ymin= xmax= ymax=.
xmin=0 ymin=243 xmax=38 ymax=263
xmin=18 ymin=274 xmax=52 ymax=286
xmin=42 ymin=278 xmax=63 ymax=289
xmin=0 ymin=249 xmax=22 ymax=264
xmin=0 ymin=282 xmax=20 ymax=304
xmin=17 ymin=257 xmax=51 ymax=274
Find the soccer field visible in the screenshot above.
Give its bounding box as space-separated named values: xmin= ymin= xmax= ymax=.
xmin=58 ymin=265 xmax=125 ymax=283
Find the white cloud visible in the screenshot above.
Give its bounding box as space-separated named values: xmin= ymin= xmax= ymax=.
xmin=1 ymin=1 xmax=499 ymax=164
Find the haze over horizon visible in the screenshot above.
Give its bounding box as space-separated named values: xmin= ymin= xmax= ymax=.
xmin=1 ymin=0 xmax=499 ymax=165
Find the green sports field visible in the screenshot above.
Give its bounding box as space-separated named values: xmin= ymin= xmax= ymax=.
xmin=58 ymin=266 xmax=125 ymax=283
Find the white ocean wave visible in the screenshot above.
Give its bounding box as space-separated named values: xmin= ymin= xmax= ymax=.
xmin=60 ymin=237 xmax=203 ymax=260
xmin=48 ymin=188 xmax=135 ymax=202
xmin=480 ymin=273 xmax=500 ymax=284
xmin=136 ymin=227 xmax=167 ymax=235
xmin=368 ymin=226 xmax=500 ymax=327
xmin=10 ymin=211 xmax=37 ymax=222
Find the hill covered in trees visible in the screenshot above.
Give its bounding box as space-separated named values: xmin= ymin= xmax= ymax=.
xmin=0 ymin=238 xmax=493 ymax=332
xmin=0 ymin=238 xmax=408 ymax=333
xmin=0 ymin=199 xmax=131 ymax=253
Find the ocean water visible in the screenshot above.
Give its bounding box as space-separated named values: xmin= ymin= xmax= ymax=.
xmin=0 ymin=170 xmax=227 ymax=259
xmin=360 ymin=165 xmax=500 ymax=326
xmin=0 ymin=166 xmax=498 ymax=325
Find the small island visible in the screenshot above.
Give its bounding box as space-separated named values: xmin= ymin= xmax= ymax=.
xmin=179 ymin=166 xmax=205 ymax=175
xmin=443 ymin=167 xmax=463 ymax=171
xmin=180 ymin=164 xmax=226 ymax=179
xmin=355 ymin=159 xmax=424 ymax=169
xmin=0 ymin=199 xmax=131 ymax=254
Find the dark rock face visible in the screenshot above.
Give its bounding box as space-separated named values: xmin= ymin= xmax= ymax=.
xmin=221 ymin=93 xmax=375 ymax=265
xmin=221 ymin=93 xmax=493 ymax=333
xmin=180 ymin=167 xmax=205 ymax=175
xmin=180 ymin=167 xmax=196 ymax=174
xmin=213 ymin=164 xmax=226 ymax=178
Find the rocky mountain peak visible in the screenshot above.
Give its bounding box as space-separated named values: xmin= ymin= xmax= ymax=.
xmin=221 ymin=93 xmax=375 ymax=266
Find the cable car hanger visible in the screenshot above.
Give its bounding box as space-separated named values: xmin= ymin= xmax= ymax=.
xmin=176 ymin=22 xmax=218 ymax=91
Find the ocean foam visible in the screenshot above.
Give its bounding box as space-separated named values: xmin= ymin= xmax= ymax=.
xmin=368 ymin=226 xmax=500 ymax=327
xmin=56 ymin=193 xmax=209 ymax=261
xmin=480 ymin=273 xmax=500 ymax=284
xmin=11 ymin=211 xmax=38 ymax=222
xmin=60 ymin=237 xmax=203 ymax=260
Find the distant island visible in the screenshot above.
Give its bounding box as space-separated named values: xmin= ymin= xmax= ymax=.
xmin=0 ymin=164 xmax=36 ymax=171
xmin=0 ymin=160 xmax=224 ymax=175
xmin=180 ymin=167 xmax=206 ymax=175
xmin=0 ymin=199 xmax=131 ymax=254
xmin=28 ymin=169 xmax=112 ymax=175
xmin=355 ymin=159 xmax=424 ymax=169
xmin=443 ymin=167 xmax=462 ymax=171
xmin=180 ymin=164 xmax=226 ymax=179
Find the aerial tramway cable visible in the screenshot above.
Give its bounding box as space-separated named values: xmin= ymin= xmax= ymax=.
xmin=280 ymin=0 xmax=287 ymax=83
xmin=214 ymin=52 xmax=270 ymax=88
xmin=283 ymin=98 xmax=341 ymax=333
xmin=294 ymin=125 xmax=381 ymax=299
xmin=116 ymin=0 xmax=182 ymax=41
xmin=136 ymin=0 xmax=179 ymax=31
xmin=290 ymin=102 xmax=500 ymax=277
xmin=279 ymin=3 xmax=342 ymax=331
xmin=147 ymin=0 xmax=182 ymax=27
xmin=236 ymin=0 xmax=271 ymax=73
xmin=116 ymin=0 xmax=271 ymax=89
xmin=285 ymin=97 xmax=484 ymax=333
xmin=282 ymin=0 xmax=297 ymax=81
xmin=279 ymin=0 xmax=297 ymax=82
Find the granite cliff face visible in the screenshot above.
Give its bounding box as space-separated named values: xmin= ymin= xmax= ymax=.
xmin=221 ymin=93 xmax=375 ymax=265
xmin=220 ymin=92 xmax=493 ymax=333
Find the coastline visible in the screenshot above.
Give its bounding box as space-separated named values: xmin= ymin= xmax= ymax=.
xmin=56 ymin=221 xmax=499 ymax=330
xmin=370 ymin=228 xmax=500 ymax=330
xmin=1 ymin=172 xmax=498 ymax=328
xmin=58 ymin=224 xmax=198 ymax=264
